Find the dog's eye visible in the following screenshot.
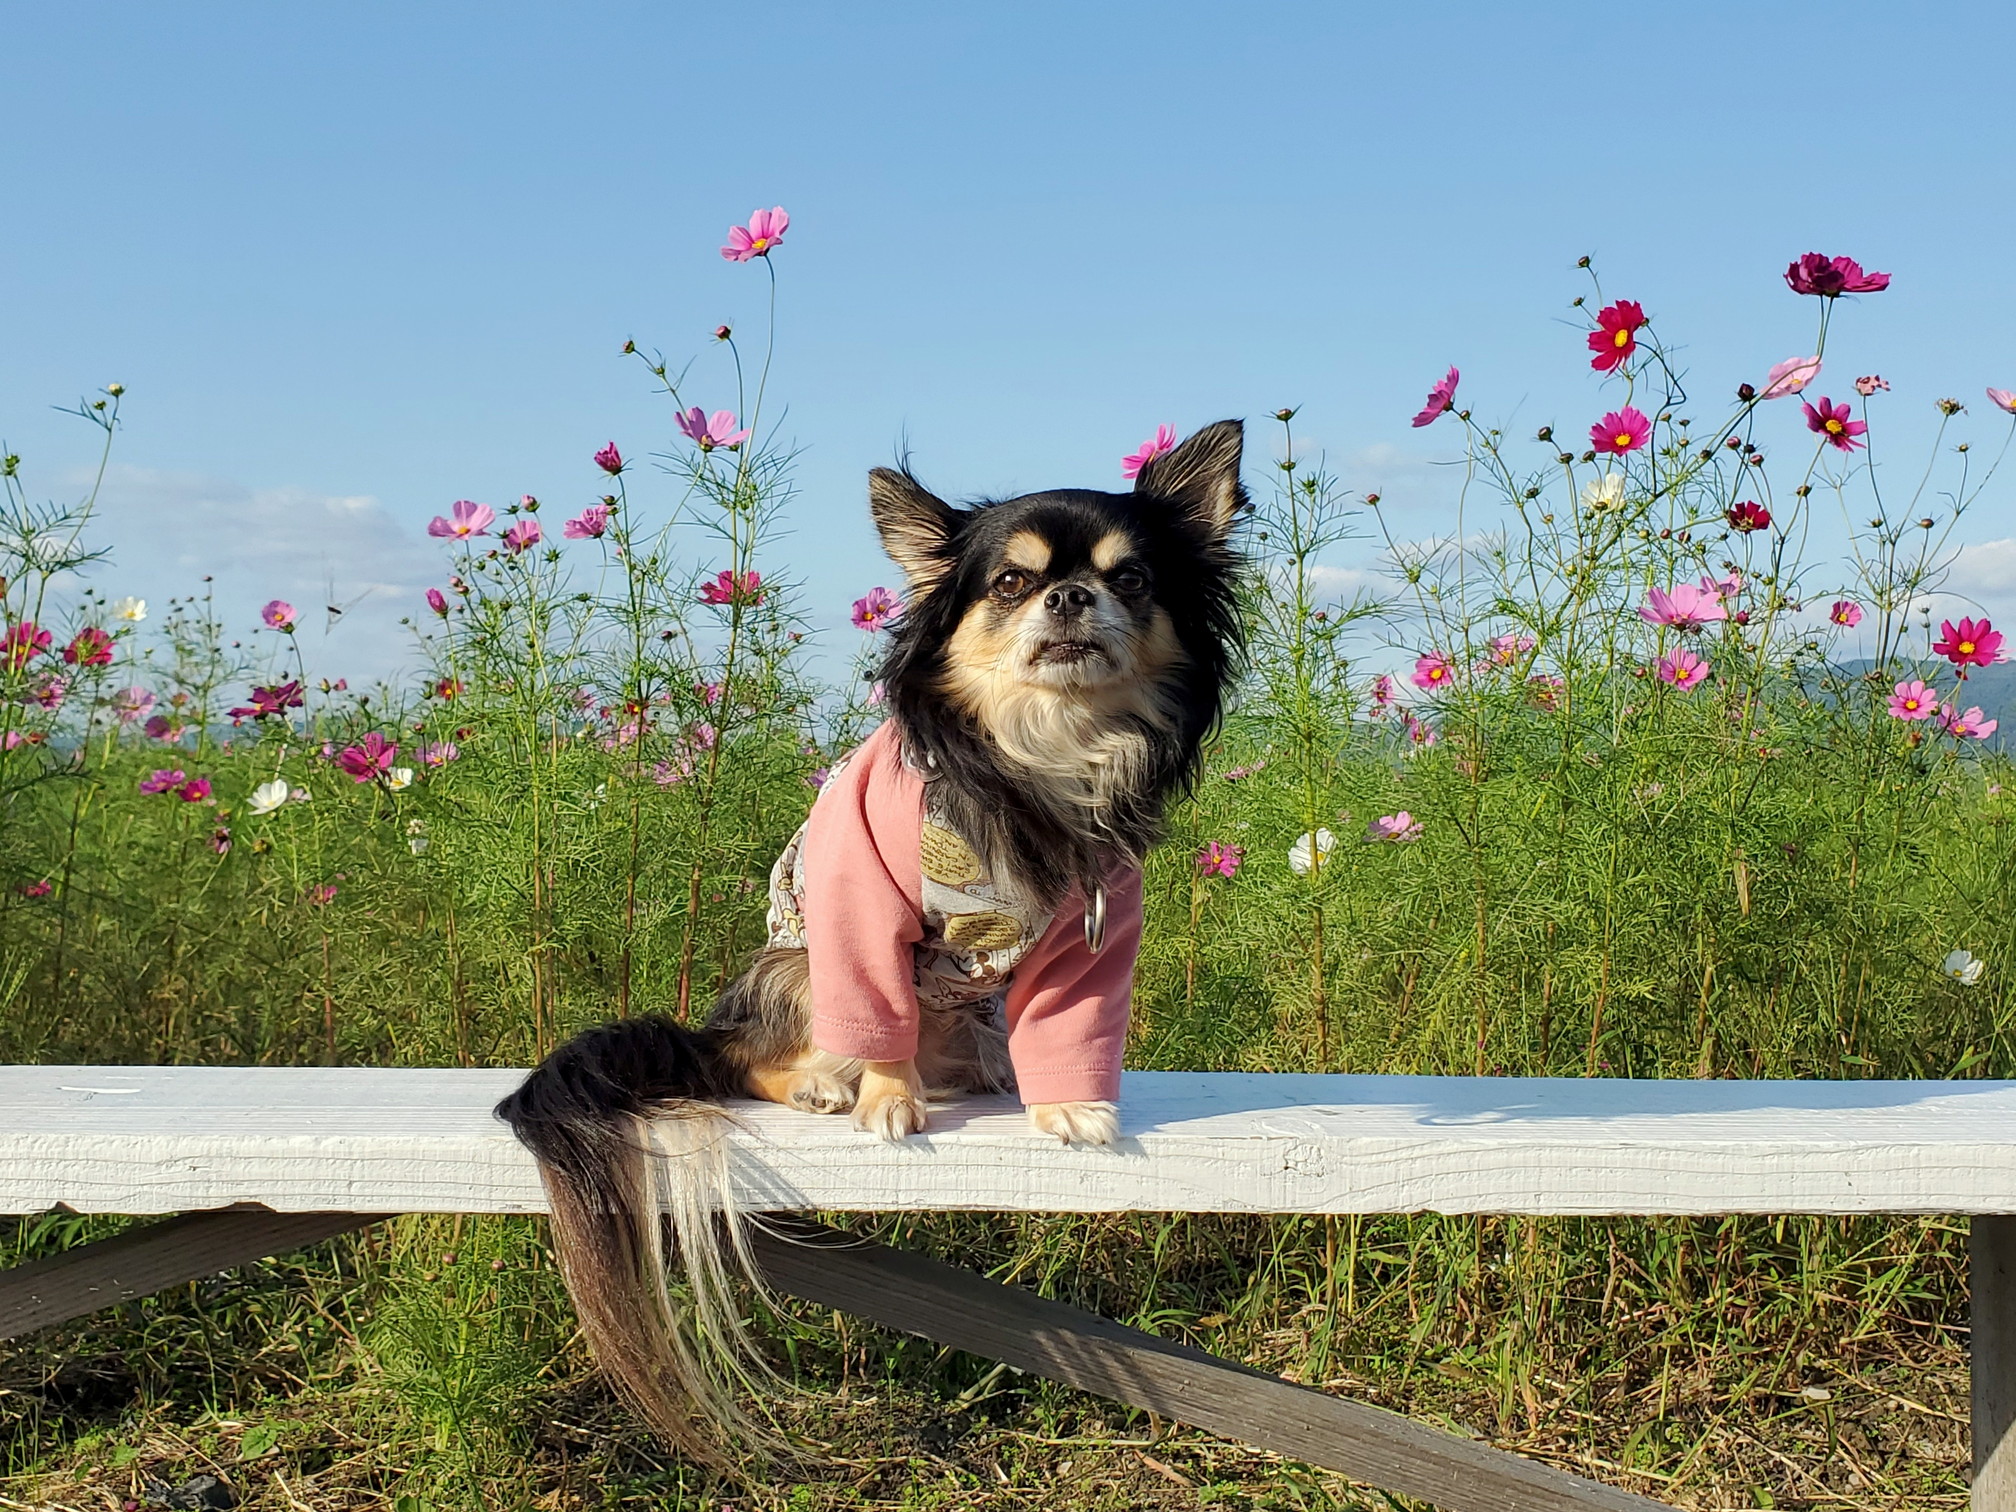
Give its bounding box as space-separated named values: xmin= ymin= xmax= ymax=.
xmin=1110 ymin=565 xmax=1149 ymax=594
xmin=991 ymin=569 xmax=1032 ymax=599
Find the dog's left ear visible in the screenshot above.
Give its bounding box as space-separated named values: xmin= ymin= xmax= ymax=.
xmin=1132 ymin=419 xmax=1247 ymax=540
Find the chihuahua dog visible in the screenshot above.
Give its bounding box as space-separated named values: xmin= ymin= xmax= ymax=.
xmin=497 ymin=420 xmax=1246 ymax=1458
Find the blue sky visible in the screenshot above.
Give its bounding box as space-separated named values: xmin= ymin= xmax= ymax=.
xmin=4 ymin=2 xmax=2012 ymax=684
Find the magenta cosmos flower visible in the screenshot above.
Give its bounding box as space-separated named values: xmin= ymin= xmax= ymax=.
xmin=335 ymin=731 xmax=398 ymax=783
xmin=1365 ymin=811 xmax=1424 ymax=843
xmin=698 ymin=568 xmax=764 ymax=607
xmin=563 ymin=503 xmax=612 ymax=540
xmin=721 ymin=206 xmax=788 ymax=262
xmin=1888 ymin=680 xmax=1940 ymax=721
xmin=503 ymin=519 xmax=542 ymax=554
xmin=850 ymin=586 xmax=904 ymax=631
xmin=1 ymin=620 xmax=51 ymax=669
xmin=1195 ymin=841 xmax=1244 ymax=877
xmin=1829 ymin=600 xmax=1864 ymax=627
xmin=425 ymin=587 xmax=449 ymax=616
xmin=1410 ymin=367 xmax=1459 ymax=428
xmin=61 ymin=627 xmax=114 ymax=667
xmin=1590 ymin=406 xmax=1652 ymax=456
xmin=1945 ymin=705 xmax=1999 ymax=741
xmin=1411 ymin=651 xmax=1455 ymax=690
xmin=1122 ymin=424 xmax=1177 ymax=479
xmin=261 ymin=600 xmax=297 ymax=632
xmin=428 ymin=500 xmax=495 ymax=539
xmin=1587 ymin=300 xmax=1646 ymax=373
xmin=1934 ymin=616 xmax=2004 ymax=670
xmin=1656 ymin=647 xmax=1710 ymax=690
xmin=177 ymin=776 xmax=212 ymax=803
xmin=139 ymin=768 xmax=186 ymax=795
xmin=676 ymin=407 xmax=753 ymax=452
xmin=593 ymin=441 xmax=624 ymax=475
xmin=1727 ymin=501 xmax=1771 ymax=533
xmin=1760 ymin=355 xmax=1821 ymax=400
xmin=1988 ymin=388 xmax=2016 ymax=415
xmin=1638 ymin=583 xmax=1728 ymax=633
xmin=1803 ymin=397 xmax=1867 ymax=452
xmin=1784 ymin=253 xmax=1891 ymax=297
xmin=227 ymin=680 xmax=305 ymax=721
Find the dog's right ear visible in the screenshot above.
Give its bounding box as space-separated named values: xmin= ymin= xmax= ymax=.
xmin=869 ymin=468 xmax=960 ymax=596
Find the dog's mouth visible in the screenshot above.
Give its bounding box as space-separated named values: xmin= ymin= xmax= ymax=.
xmin=1033 ymin=639 xmax=1109 ymax=666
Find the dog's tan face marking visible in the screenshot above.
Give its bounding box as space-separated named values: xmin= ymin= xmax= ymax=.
xmin=1000 ymin=530 xmax=1052 ymax=574
xmin=1090 ymin=531 xmax=1131 ymax=572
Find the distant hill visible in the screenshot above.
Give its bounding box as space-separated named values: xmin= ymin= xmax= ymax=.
xmin=1833 ymin=660 xmax=2015 ymax=751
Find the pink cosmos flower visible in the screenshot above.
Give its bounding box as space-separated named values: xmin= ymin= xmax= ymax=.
xmin=1411 ymin=651 xmax=1455 ymax=690
xmin=593 ymin=442 xmax=624 ymax=475
xmin=1856 ymin=375 xmax=1890 ymax=397
xmin=427 ymin=500 xmax=496 ymax=539
xmin=210 ymin=826 xmax=231 ymax=854
xmin=1656 ymin=648 xmax=1710 ymax=690
xmin=698 ymin=568 xmax=764 ymax=607
xmin=261 ymin=600 xmax=298 ymax=632
xmin=177 ymin=777 xmax=212 ymax=803
xmin=1803 ymin=397 xmax=1867 ymax=452
xmin=227 ymin=680 xmax=305 ymax=721
xmin=1403 ymin=711 xmax=1438 ymax=747
xmin=335 ymin=732 xmax=398 ymax=783
xmin=112 ymin=686 xmax=156 ymax=724
xmin=1784 ymin=253 xmax=1891 ymax=297
xmin=1195 ymin=840 xmax=1245 ymax=877
xmin=1486 ymin=633 xmax=1536 ymax=666
xmin=1829 ymin=600 xmax=1864 ymax=627
xmin=720 ymin=206 xmax=788 ymax=262
xmin=563 ymin=504 xmax=612 ymax=540
xmin=143 ymin=714 xmax=183 ymax=743
xmin=503 ymin=519 xmax=542 ymax=554
xmin=1587 ymin=300 xmax=1646 ymax=373
xmin=1727 ymin=501 xmax=1771 ymax=533
xmin=139 ymin=768 xmax=186 ymax=795
xmin=1888 ymin=679 xmax=1940 ymax=721
xmin=62 ymin=627 xmax=114 ymax=667
xmin=1369 ymin=673 xmax=1397 ymax=711
xmin=417 ymin=741 xmax=460 ymax=767
xmin=1638 ymin=583 xmax=1728 ymax=632
xmin=2 ymin=620 xmax=52 ymax=669
xmin=431 ymin=677 xmax=464 ymax=701
xmin=1590 ymin=406 xmax=1652 ymax=455
xmin=304 ymin=883 xmax=338 ymax=907
xmin=1944 ymin=706 xmax=1999 ymax=741
xmin=851 ymin=586 xmax=905 ymax=631
xmin=1410 ymin=367 xmax=1460 ymax=428
xmin=425 ymin=587 xmax=449 ymax=617
xmin=675 ymin=407 xmax=753 ymax=452
xmin=1121 ymin=424 xmax=1177 ymax=479
xmin=29 ymin=677 xmax=66 ymax=711
xmin=1366 ymin=811 xmax=1424 ymax=843
xmin=1760 ymin=355 xmax=1822 ymax=400
xmin=1526 ymin=674 xmax=1565 ymax=711
xmin=1934 ymin=617 xmax=2003 ymax=670
xmin=1988 ymin=389 xmax=2016 ymax=416
xmin=18 ymin=880 xmax=51 ymax=898
xmin=696 ymin=680 xmax=723 ymax=706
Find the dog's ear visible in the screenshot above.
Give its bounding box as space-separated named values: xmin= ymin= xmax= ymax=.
xmin=869 ymin=467 xmax=960 ymax=595
xmin=1133 ymin=419 xmax=1247 ymax=540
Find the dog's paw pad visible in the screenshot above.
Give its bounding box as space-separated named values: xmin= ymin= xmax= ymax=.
xmin=1027 ymin=1101 xmax=1119 ymax=1146
xmin=788 ymin=1073 xmax=852 ymax=1115
xmin=854 ymin=1089 xmax=928 ymax=1141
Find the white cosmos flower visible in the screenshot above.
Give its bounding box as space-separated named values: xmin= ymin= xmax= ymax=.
xmin=1943 ymin=949 xmax=1986 ymax=987
xmin=386 ymin=767 xmax=415 ymax=792
xmin=1288 ymin=828 xmax=1337 ymax=876
xmin=248 ymin=779 xmax=290 ymax=816
xmin=406 ymin=818 xmax=429 ymax=855
xmin=111 ymin=596 xmax=147 ymax=622
xmin=1581 ymin=474 xmax=1626 ymax=513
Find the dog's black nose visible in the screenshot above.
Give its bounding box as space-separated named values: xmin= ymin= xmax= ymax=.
xmin=1044 ymin=583 xmax=1095 ymax=617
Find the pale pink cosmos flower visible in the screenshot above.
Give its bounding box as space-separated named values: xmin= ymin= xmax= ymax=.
xmin=1403 ymin=711 xmax=1437 ymax=747
xmin=1638 ymin=583 xmax=1728 ymax=632
xmin=850 ymin=586 xmax=904 ymax=631
xmin=1989 ymin=389 xmax=2016 ymax=416
xmin=1411 ymin=652 xmax=1455 ymax=690
xmin=676 ymin=407 xmax=753 ymax=451
xmin=563 ymin=504 xmax=612 ymax=540
xmin=1944 ymin=706 xmax=1999 ymax=741
xmin=261 ymin=600 xmax=298 ymax=632
xmin=1369 ymin=673 xmax=1397 ymax=712
xmin=1702 ymin=571 xmax=1743 ymax=601
xmin=1856 ymin=375 xmax=1890 ymax=397
xmin=1887 ymin=679 xmax=1940 ymax=721
xmin=503 ymin=519 xmax=542 ymax=554
xmin=1366 ymin=812 xmax=1424 ymax=843
xmin=720 ymin=206 xmax=788 ymax=262
xmin=1121 ymin=425 xmax=1177 ymax=479
xmin=1760 ymin=356 xmax=1822 ymax=400
xmin=1829 ymin=600 xmax=1864 ymax=627
xmin=112 ymin=686 xmax=156 ymax=723
xmin=1656 ymin=648 xmax=1710 ymax=689
xmin=1486 ymin=633 xmax=1536 ymax=666
xmin=427 ymin=500 xmax=495 ymax=539
xmin=417 ymin=741 xmax=460 ymax=767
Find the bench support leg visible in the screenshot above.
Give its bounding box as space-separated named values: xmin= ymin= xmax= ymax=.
xmin=751 ymin=1222 xmax=1671 ymax=1512
xmin=1978 ymin=1216 xmax=2016 ymax=1509
xmin=0 ymin=1207 xmax=382 ymax=1340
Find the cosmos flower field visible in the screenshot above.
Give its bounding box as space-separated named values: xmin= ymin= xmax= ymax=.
xmin=2 ymin=213 xmax=2012 ymax=1508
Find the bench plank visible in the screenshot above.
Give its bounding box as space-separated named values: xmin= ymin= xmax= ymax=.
xmin=7 ymin=1066 xmax=2016 ymax=1218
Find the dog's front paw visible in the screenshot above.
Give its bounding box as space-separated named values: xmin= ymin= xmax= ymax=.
xmin=853 ymin=1059 xmax=929 ymax=1141
xmin=1027 ymin=1100 xmax=1119 ymax=1146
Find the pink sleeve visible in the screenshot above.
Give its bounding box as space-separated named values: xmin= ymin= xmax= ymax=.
xmin=801 ymin=722 xmax=927 ymax=1063
xmin=1000 ymin=866 xmax=1142 ymax=1105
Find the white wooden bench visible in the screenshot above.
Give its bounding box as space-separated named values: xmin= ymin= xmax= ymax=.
xmin=4 ymin=1066 xmax=2014 ymax=1510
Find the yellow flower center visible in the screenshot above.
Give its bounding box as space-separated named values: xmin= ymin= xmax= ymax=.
xmin=1615 ymin=432 xmax=1634 ymax=448
xmin=1960 ymin=640 xmax=1977 ymax=655
xmin=1613 ymin=328 xmax=1631 ymax=348
xmin=751 ymin=237 xmax=770 ymax=251
xmin=1905 ymin=698 xmax=1920 ymax=710
xmin=1825 ymin=418 xmax=1844 ymax=435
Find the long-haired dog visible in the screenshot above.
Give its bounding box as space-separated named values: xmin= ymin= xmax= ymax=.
xmin=496 ymin=420 xmax=1247 ymax=1459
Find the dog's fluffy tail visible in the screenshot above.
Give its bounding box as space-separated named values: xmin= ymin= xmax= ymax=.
xmin=494 ymin=1016 xmax=772 ymax=1463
